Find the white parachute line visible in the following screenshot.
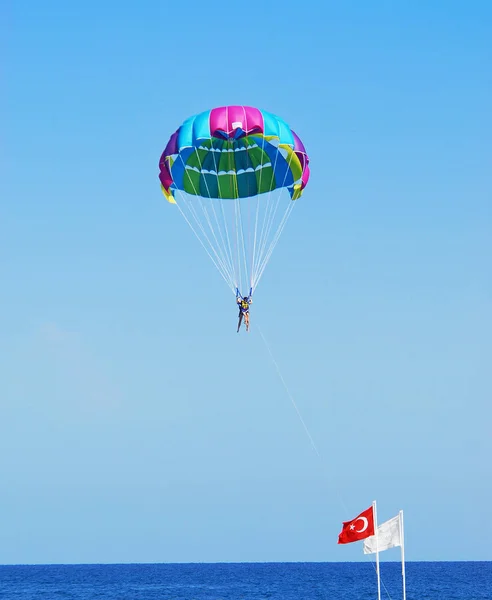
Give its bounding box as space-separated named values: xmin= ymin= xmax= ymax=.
xmin=251 ymin=190 xmax=272 ymax=287
xmin=234 ymin=199 xmax=241 ymax=291
xmin=252 ymin=149 xmax=297 ymax=291
xmin=177 ymin=194 xmax=234 ymax=288
xmin=254 ymin=190 xmax=275 ymax=282
xmin=234 ymin=197 xmax=245 ymax=293
xmin=255 ymin=193 xmax=296 ymax=287
xmin=210 ymin=138 xmax=238 ymax=290
xmin=221 ymin=141 xmax=242 ymax=292
xmin=190 ymin=195 xmax=229 ymax=278
xmin=254 ymin=198 xmax=296 ymax=289
xmin=251 ymin=194 xmax=261 ymax=291
xmin=256 ymin=321 xmax=357 ymax=528
xmin=253 ymin=187 xmax=284 ymax=287
xmin=173 ymin=190 xmax=235 ymax=292
xmin=261 ymin=200 xmax=296 ymax=275
xmin=191 ymin=146 xmax=235 ymax=285
xmin=178 ymin=200 xmax=235 ymax=290
xmin=255 ymin=209 xmax=291 ymax=289
xmin=206 ymin=145 xmax=239 ymax=286
xmin=173 ymin=154 xmax=235 ymax=290
xmin=252 ymin=144 xmax=281 ymax=287
xmin=250 ymin=135 xmax=267 ymax=290
xmin=247 ymin=173 xmax=253 ymax=292
xmin=257 ymin=324 xmax=321 ymax=457
xmin=232 ymin=177 xmax=249 ymax=296
xmin=253 ymin=140 xmax=294 ymax=288
xmin=230 ymin=125 xmax=247 ymax=292
xmin=253 ymin=140 xmax=280 ymax=284
xmin=185 ymin=148 xmax=241 ymax=289
xmin=228 ymin=156 xmax=243 ymax=292
xmin=258 ymin=319 xmax=400 ymax=600
xmin=239 ymin=202 xmax=250 ymax=295
xmin=200 ymin=192 xmax=234 ymax=281
xmin=174 ymin=194 xmax=225 ymax=277
xmin=196 ymin=196 xmax=235 ymax=283
xmin=241 ymin=138 xmax=253 ymax=292
xmin=219 ymin=197 xmax=238 ymax=291
xmin=252 ymin=184 xmax=286 ymax=290
xmin=252 ymin=192 xmax=271 ymax=283
xmin=230 ymin=188 xmax=239 ymax=290
xmin=204 ymin=137 xmax=238 ymax=290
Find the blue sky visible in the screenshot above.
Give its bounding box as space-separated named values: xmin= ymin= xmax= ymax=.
xmin=1 ymin=0 xmax=491 ymax=564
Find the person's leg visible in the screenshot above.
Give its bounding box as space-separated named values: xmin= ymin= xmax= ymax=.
xmin=237 ymin=312 xmax=243 ymax=333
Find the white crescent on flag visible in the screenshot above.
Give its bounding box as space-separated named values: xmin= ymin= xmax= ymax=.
xmin=354 ymin=517 xmax=369 ymax=532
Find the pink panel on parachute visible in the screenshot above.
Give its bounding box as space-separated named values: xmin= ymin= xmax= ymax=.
xmin=159 ymin=129 xmax=179 ymax=190
xmin=301 ymin=164 xmax=310 ymax=190
xmin=291 ymin=130 xmax=310 ymax=191
xmin=209 ymin=106 xmax=264 ymax=139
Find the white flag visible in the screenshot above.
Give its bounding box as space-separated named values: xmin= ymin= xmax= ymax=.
xmin=363 ymin=513 xmax=401 ymax=554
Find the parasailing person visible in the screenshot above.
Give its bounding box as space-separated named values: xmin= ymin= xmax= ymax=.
xmin=236 ymin=288 xmax=252 ymax=333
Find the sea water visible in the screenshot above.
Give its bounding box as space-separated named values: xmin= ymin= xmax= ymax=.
xmin=0 ymin=561 xmax=490 ymax=600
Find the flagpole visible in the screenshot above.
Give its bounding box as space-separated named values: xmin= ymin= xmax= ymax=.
xmin=373 ymin=500 xmax=381 ymax=600
xmin=400 ymin=510 xmax=406 ymax=600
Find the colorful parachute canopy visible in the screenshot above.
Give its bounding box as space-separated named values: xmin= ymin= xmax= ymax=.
xmin=159 ymin=106 xmax=310 ymax=203
xmin=158 ymin=106 xmax=310 ymax=294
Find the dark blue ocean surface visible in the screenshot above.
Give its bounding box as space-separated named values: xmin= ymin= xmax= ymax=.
xmin=0 ymin=562 xmax=490 ymax=600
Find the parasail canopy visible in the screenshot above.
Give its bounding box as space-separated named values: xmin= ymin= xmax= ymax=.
xmin=159 ymin=105 xmax=310 ymax=295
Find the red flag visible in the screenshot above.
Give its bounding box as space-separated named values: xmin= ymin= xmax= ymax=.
xmin=338 ymin=506 xmax=375 ymax=544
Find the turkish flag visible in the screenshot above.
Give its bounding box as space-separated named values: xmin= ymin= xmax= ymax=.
xmin=338 ymin=506 xmax=375 ymax=544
